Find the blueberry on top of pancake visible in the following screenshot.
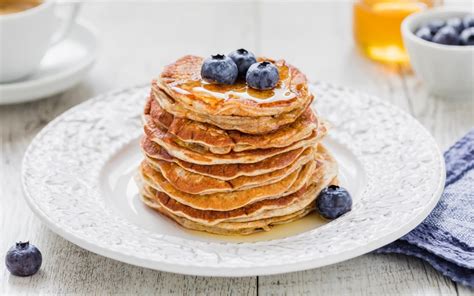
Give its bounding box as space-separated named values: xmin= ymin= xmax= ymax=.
xmin=228 ymin=49 xmax=257 ymax=79
xmin=201 ymin=54 xmax=238 ymax=85
xmin=246 ymin=61 xmax=280 ymax=90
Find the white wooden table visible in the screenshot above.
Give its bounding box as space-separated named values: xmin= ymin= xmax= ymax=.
xmin=1 ymin=2 xmax=473 ymax=295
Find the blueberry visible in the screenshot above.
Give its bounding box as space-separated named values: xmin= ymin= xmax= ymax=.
xmin=5 ymin=242 xmax=42 ymax=277
xmin=462 ymin=14 xmax=474 ymax=28
xmin=446 ymin=17 xmax=464 ymax=33
xmin=228 ymin=49 xmax=257 ymax=79
xmin=201 ymin=54 xmax=238 ymax=85
xmin=316 ymin=185 xmax=352 ymax=219
xmin=245 ymin=61 xmax=279 ymax=90
xmin=432 ymin=26 xmax=460 ymax=45
xmin=426 ymin=19 xmax=446 ymax=34
xmin=460 ymin=27 xmax=474 ymax=45
xmin=415 ymin=26 xmax=433 ymax=42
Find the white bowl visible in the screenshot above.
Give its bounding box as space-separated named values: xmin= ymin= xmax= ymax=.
xmin=401 ymin=8 xmax=474 ymax=98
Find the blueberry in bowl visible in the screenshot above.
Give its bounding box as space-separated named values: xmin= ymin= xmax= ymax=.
xmin=5 ymin=241 xmax=42 ymax=277
xmin=316 ymin=185 xmax=352 ymax=220
xmin=228 ymin=48 xmax=257 ymax=79
xmin=201 ymin=54 xmax=238 ymax=85
xmin=432 ymin=26 xmax=460 ymax=45
xmin=446 ymin=17 xmax=464 ymax=33
xmin=246 ymin=61 xmax=279 ymax=90
xmin=463 ymin=14 xmax=474 ymax=29
xmin=460 ymin=27 xmax=474 ymax=46
xmin=426 ymin=19 xmax=445 ymax=34
xmin=415 ymin=26 xmax=433 ymax=42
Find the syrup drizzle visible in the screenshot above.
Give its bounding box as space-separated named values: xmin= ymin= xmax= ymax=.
xmin=170 ymin=61 xmax=295 ymax=103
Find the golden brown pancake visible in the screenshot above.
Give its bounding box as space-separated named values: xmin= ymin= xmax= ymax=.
xmin=143 ymin=114 xmax=321 ymax=165
xmin=138 ymin=182 xmax=318 ymax=235
xmin=152 ymin=86 xmax=313 ymax=135
xmin=146 ymin=97 xmax=324 ymax=154
xmin=140 ymin=159 xmax=317 ymax=211
xmin=142 ymin=184 xmax=312 ymax=226
xmin=158 ymin=55 xmax=312 ymax=117
xmin=145 ymin=182 xmax=303 ymax=219
xmin=145 ymin=146 xmax=314 ymax=194
xmin=142 ymin=136 xmax=310 ymax=180
xmin=142 ymin=194 xmax=315 ymax=235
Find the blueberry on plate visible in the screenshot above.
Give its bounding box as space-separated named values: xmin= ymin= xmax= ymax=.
xmin=463 ymin=14 xmax=474 ymax=29
xmin=460 ymin=27 xmax=474 ymax=46
xmin=415 ymin=26 xmax=433 ymax=42
xmin=228 ymin=48 xmax=257 ymax=79
xmin=5 ymin=241 xmax=42 ymax=277
xmin=201 ymin=54 xmax=238 ymax=85
xmin=446 ymin=17 xmax=464 ymax=33
xmin=246 ymin=61 xmax=279 ymax=90
xmin=316 ymin=185 xmax=352 ymax=220
xmin=432 ymin=26 xmax=460 ymax=45
xmin=426 ymin=19 xmax=446 ymax=34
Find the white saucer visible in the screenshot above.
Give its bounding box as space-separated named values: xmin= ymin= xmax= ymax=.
xmin=0 ymin=21 xmax=98 ymax=105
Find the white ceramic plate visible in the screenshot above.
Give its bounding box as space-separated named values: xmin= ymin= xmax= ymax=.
xmin=0 ymin=21 xmax=98 ymax=105
xmin=22 ymin=83 xmax=445 ymax=277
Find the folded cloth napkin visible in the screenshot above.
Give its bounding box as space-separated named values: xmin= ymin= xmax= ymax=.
xmin=376 ymin=129 xmax=474 ymax=288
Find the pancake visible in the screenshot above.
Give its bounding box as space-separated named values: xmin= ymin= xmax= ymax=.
xmin=158 ymin=55 xmax=312 ymax=117
xmin=140 ymin=146 xmax=338 ymax=226
xmin=139 ymin=182 xmax=317 ymax=235
xmin=140 ymin=159 xmax=317 ymax=211
xmin=141 ymin=192 xmax=316 ymax=235
xmin=224 ymin=146 xmax=338 ymax=223
xmin=152 ymin=86 xmax=313 ymax=135
xmin=146 ymin=97 xmax=324 ymax=154
xmin=143 ymin=114 xmax=321 ymax=165
xmin=142 ymin=136 xmax=310 ymax=180
xmin=142 ymin=183 xmax=309 ymax=224
xmin=145 ymin=146 xmax=314 ymax=194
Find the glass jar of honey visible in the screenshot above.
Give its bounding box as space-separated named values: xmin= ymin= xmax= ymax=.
xmin=353 ymin=0 xmax=440 ymax=65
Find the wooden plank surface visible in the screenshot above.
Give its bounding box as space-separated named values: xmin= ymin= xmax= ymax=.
xmin=1 ymin=2 xmax=473 ymax=295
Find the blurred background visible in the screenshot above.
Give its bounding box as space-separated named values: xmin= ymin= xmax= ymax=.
xmin=68 ymin=0 xmax=473 ymax=148
xmin=76 ymin=0 xmax=471 ymax=93
xmin=79 ymin=0 xmax=427 ymax=89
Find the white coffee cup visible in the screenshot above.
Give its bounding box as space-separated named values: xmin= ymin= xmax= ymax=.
xmin=0 ymin=0 xmax=80 ymax=83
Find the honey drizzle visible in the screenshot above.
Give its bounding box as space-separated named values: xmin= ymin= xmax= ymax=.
xmin=170 ymin=61 xmax=296 ymax=104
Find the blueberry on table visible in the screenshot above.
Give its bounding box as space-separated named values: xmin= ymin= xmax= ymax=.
xmin=426 ymin=19 xmax=446 ymax=34
xmin=415 ymin=26 xmax=433 ymax=42
xmin=446 ymin=17 xmax=464 ymax=33
xmin=463 ymin=14 xmax=474 ymax=28
xmin=228 ymin=48 xmax=257 ymax=79
xmin=5 ymin=242 xmax=42 ymax=277
xmin=460 ymin=27 xmax=474 ymax=46
xmin=201 ymin=54 xmax=238 ymax=85
xmin=246 ymin=61 xmax=279 ymax=90
xmin=316 ymin=185 xmax=352 ymax=220
xmin=432 ymin=26 xmax=460 ymax=45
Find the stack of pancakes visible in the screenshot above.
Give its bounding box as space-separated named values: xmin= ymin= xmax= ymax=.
xmin=138 ymin=55 xmax=338 ymax=235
